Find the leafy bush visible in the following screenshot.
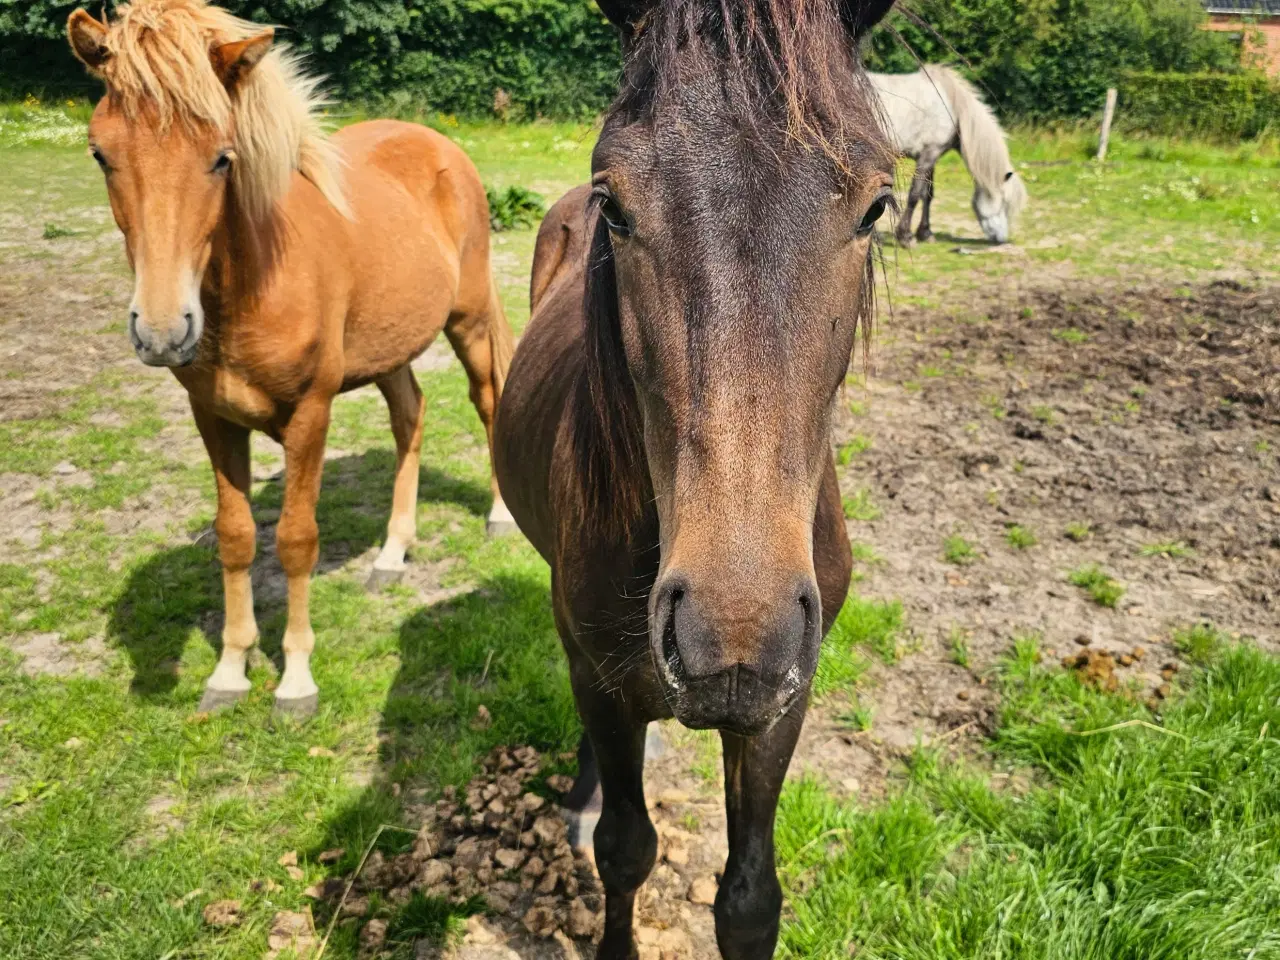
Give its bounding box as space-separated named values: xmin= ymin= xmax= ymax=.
xmin=865 ymin=0 xmax=1242 ymax=121
xmin=1120 ymin=70 xmax=1280 ymax=140
xmin=486 ymin=185 xmax=545 ymax=232
xmin=2 ymin=0 xmax=620 ymax=118
xmin=3 ymin=0 xmax=1269 ymax=133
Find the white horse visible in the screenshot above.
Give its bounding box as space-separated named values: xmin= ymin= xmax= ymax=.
xmin=869 ymin=65 xmax=1027 ymax=245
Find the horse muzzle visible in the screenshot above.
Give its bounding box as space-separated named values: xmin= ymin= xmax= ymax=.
xmin=129 ymin=308 xmax=201 ymax=367
xmin=650 ymin=572 xmax=821 ymax=736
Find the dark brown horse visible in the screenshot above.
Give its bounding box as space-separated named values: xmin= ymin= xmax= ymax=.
xmin=494 ymin=1 xmax=896 ymax=956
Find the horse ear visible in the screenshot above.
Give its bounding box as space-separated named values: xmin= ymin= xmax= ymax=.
xmin=595 ymin=0 xmax=656 ymax=41
xmin=211 ymin=29 xmax=275 ymax=93
xmin=838 ymin=0 xmax=897 ymax=37
xmin=68 ymin=9 xmax=110 ymax=74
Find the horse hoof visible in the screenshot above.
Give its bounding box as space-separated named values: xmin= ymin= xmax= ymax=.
xmin=273 ymin=692 xmax=319 ymax=720
xmin=895 ymin=234 xmax=914 ymax=248
xmin=366 ymin=566 xmax=404 ymax=592
xmin=486 ymin=518 xmax=519 ymax=538
xmin=197 ymin=686 xmax=247 ymax=713
xmin=561 ymin=805 xmax=600 ymax=856
xmin=916 ymin=232 xmax=935 ymax=243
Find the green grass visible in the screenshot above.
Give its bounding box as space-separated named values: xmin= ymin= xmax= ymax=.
xmin=1004 ymin=524 xmax=1037 ymax=549
xmin=948 ymin=627 xmax=971 ymax=668
xmin=777 ymin=632 xmax=1280 ymax=959
xmin=839 ymin=700 xmax=875 ymax=732
xmin=1051 ymin=327 xmax=1088 ymax=344
xmin=1068 ymin=564 xmax=1125 ymax=608
xmin=41 ymin=222 xmax=78 ymax=239
xmin=1140 ymin=540 xmax=1194 ymax=559
xmin=814 ymin=594 xmax=905 ymax=697
xmin=943 ymin=534 xmax=979 ymax=566
xmin=1031 ymin=404 xmax=1058 ymax=425
xmin=842 ymin=488 xmax=881 ymax=522
xmin=1173 ymin=622 xmax=1229 ymax=665
xmin=1064 ymin=521 xmax=1093 ymax=542
xmin=835 ymin=434 xmax=872 ymax=466
xmin=3 ymin=105 xmax=1280 ymax=959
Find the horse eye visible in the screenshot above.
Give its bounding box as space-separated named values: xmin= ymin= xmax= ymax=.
xmin=857 ymin=195 xmax=889 ymax=236
xmin=212 ymin=151 xmax=233 ymax=174
xmin=594 ymin=190 xmax=632 ymax=238
xmin=90 ymin=147 xmax=109 ymax=171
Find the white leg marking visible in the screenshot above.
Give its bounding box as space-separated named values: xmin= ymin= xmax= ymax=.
xmin=372 ymin=536 xmax=408 ymax=572
xmin=206 ymin=647 xmax=251 ymax=693
xmin=276 ymin=642 xmax=318 ymax=701
xmin=488 ymin=497 xmax=516 ymax=526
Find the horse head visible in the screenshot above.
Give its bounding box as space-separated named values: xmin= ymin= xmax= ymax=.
xmin=585 ymin=0 xmax=896 ymax=735
xmin=68 ymin=0 xmax=346 ymax=367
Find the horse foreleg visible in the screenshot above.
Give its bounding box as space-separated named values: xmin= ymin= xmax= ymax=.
xmin=715 ymin=700 xmax=807 ymax=960
xmin=192 ymin=403 xmax=258 ymax=712
xmin=574 ymin=684 xmax=657 ymax=960
xmin=273 ymin=398 xmax=331 ymax=717
xmin=914 ymin=148 xmax=943 ymax=244
xmin=368 ymin=365 xmax=424 ymax=591
xmin=895 ymin=174 xmax=919 ymax=247
xmin=446 ymin=295 xmax=517 ymax=537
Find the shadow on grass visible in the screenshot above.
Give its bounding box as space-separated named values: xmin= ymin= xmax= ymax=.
xmin=931 ymin=231 xmax=993 ymax=247
xmin=314 ymin=570 xmax=579 ymax=956
xmin=108 ymin=452 xmax=489 ymax=698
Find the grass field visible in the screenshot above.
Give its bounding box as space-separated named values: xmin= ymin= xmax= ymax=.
xmin=1 ymin=100 xmax=1278 ymax=959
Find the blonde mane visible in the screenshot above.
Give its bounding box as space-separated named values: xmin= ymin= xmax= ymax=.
xmin=923 ymin=65 xmax=1026 ymax=221
xmin=86 ymin=0 xmax=349 ymax=222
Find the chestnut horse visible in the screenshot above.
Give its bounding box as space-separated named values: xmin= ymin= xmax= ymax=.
xmin=68 ymin=0 xmax=515 ymax=716
xmin=494 ymin=0 xmax=897 ymax=956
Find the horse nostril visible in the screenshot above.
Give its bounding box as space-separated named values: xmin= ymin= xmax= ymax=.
xmin=182 ymin=310 xmax=194 ymax=325
xmin=661 ymin=587 xmax=686 ymax=682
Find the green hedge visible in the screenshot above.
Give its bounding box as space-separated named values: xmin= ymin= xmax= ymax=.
xmin=0 ymin=0 xmax=620 ymax=118
xmin=3 ymin=0 xmax=1276 ymax=134
xmin=1119 ymin=70 xmax=1280 ymax=139
xmin=864 ymin=0 xmax=1243 ymax=121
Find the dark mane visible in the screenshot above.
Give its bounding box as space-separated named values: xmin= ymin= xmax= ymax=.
xmin=619 ymin=0 xmax=889 ymax=169
xmin=572 ymin=0 xmax=890 ymax=539
xmin=572 ymin=208 xmax=649 ymax=539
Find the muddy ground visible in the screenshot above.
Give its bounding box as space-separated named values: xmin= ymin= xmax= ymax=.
xmin=3 ymin=212 xmax=1279 ymax=958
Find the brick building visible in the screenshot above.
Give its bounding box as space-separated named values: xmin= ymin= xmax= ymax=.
xmin=1203 ymin=1 xmax=1280 ymax=75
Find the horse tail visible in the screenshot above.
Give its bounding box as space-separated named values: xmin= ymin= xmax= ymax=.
xmin=925 ymin=65 xmax=1026 ymax=221
xmin=486 ymin=283 xmax=516 ymax=396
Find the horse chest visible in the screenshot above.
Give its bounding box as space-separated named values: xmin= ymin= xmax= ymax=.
xmin=210 ymin=369 xmax=280 ymax=431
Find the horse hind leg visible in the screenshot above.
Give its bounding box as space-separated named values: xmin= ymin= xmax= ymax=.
xmin=445 ymin=289 xmax=518 ymax=537
xmin=897 ymin=153 xmax=935 ymax=247
xmin=562 ymin=725 xmax=668 ymax=857
xmin=368 ymin=364 xmax=425 ymax=592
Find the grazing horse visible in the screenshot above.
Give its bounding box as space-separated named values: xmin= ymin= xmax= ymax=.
xmin=67 ymin=0 xmax=515 ymax=716
xmin=494 ymin=0 xmax=897 ymax=956
xmin=870 ymin=65 xmax=1027 ymax=244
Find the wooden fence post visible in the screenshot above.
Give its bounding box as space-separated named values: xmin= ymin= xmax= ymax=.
xmin=1096 ymin=87 xmax=1118 ymax=162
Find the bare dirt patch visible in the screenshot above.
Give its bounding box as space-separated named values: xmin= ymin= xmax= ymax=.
xmin=2 ymin=631 xmax=111 ymax=677
xmin=819 ymin=280 xmax=1279 ymax=762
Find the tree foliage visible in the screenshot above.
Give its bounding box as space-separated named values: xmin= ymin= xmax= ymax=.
xmin=0 ymin=0 xmax=1261 ymax=130
xmin=866 ymin=0 xmax=1243 ymax=119
xmin=1 ymin=0 xmax=620 ymax=116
